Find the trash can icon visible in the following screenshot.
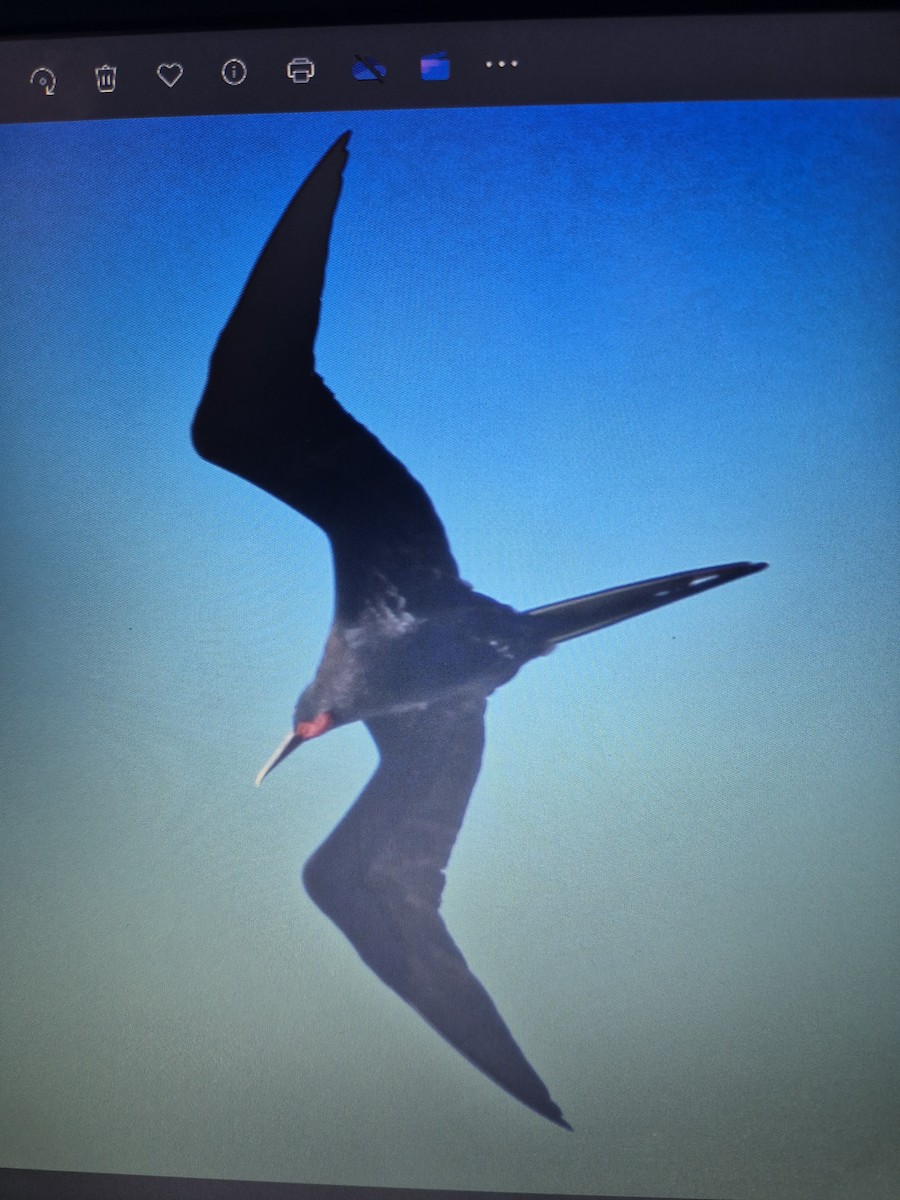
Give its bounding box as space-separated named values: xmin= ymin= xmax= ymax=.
xmin=95 ymin=65 xmax=117 ymax=93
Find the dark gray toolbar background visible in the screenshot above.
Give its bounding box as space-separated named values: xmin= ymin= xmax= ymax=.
xmin=1 ymin=13 xmax=898 ymax=125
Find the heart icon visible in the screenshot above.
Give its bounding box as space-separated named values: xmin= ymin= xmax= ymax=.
xmin=157 ymin=62 xmax=184 ymax=88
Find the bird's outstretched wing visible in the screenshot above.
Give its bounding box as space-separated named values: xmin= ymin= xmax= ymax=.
xmin=191 ymin=131 xmax=459 ymax=616
xmin=302 ymin=698 xmax=571 ymax=1129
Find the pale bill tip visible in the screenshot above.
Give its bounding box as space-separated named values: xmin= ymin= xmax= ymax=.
xmin=254 ymin=730 xmax=302 ymax=787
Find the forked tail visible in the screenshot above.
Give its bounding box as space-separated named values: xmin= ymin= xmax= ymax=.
xmin=524 ymin=561 xmax=767 ymax=645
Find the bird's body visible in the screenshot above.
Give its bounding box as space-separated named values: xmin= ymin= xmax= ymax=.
xmin=192 ymin=130 xmax=766 ymax=1129
xmin=303 ymin=577 xmax=536 ymax=724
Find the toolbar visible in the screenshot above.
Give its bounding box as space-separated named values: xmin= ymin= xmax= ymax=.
xmin=1 ymin=14 xmax=897 ymax=124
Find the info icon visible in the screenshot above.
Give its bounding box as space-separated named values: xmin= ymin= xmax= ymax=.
xmin=221 ymin=58 xmax=247 ymax=86
xmin=420 ymin=51 xmax=450 ymax=81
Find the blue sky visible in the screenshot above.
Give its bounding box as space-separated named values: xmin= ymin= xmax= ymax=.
xmin=1 ymin=100 xmax=898 ymax=1196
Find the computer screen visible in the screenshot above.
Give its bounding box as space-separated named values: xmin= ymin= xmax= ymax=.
xmin=1 ymin=9 xmax=898 ymax=1200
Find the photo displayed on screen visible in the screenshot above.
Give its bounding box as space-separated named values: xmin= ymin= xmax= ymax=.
xmin=1 ymin=93 xmax=898 ymax=1199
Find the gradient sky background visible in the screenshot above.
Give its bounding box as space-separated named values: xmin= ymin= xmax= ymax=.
xmin=1 ymin=100 xmax=898 ymax=1198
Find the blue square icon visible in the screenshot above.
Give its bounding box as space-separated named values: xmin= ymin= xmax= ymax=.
xmin=420 ymin=51 xmax=450 ymax=81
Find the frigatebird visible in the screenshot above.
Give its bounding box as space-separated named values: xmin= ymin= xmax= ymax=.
xmin=192 ymin=131 xmax=766 ymax=1130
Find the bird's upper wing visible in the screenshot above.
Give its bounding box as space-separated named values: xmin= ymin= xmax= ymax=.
xmin=191 ymin=132 xmax=459 ymax=616
xmin=301 ymin=698 xmax=570 ymax=1128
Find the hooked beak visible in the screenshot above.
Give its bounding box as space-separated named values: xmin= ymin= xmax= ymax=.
xmin=254 ymin=711 xmax=335 ymax=787
xmin=254 ymin=731 xmax=303 ymax=787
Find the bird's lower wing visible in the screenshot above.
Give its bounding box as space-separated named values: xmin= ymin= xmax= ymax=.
xmin=302 ymin=698 xmax=570 ymax=1128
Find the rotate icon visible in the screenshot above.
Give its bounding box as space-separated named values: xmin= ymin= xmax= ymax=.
xmin=30 ymin=67 xmax=56 ymax=96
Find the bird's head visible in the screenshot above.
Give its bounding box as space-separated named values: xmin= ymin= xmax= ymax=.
xmin=254 ymin=708 xmax=335 ymax=787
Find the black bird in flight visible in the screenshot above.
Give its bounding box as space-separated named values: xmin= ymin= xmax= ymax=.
xmin=192 ymin=131 xmax=766 ymax=1130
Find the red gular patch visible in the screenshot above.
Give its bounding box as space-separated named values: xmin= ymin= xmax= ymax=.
xmin=295 ymin=711 xmax=335 ymax=741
